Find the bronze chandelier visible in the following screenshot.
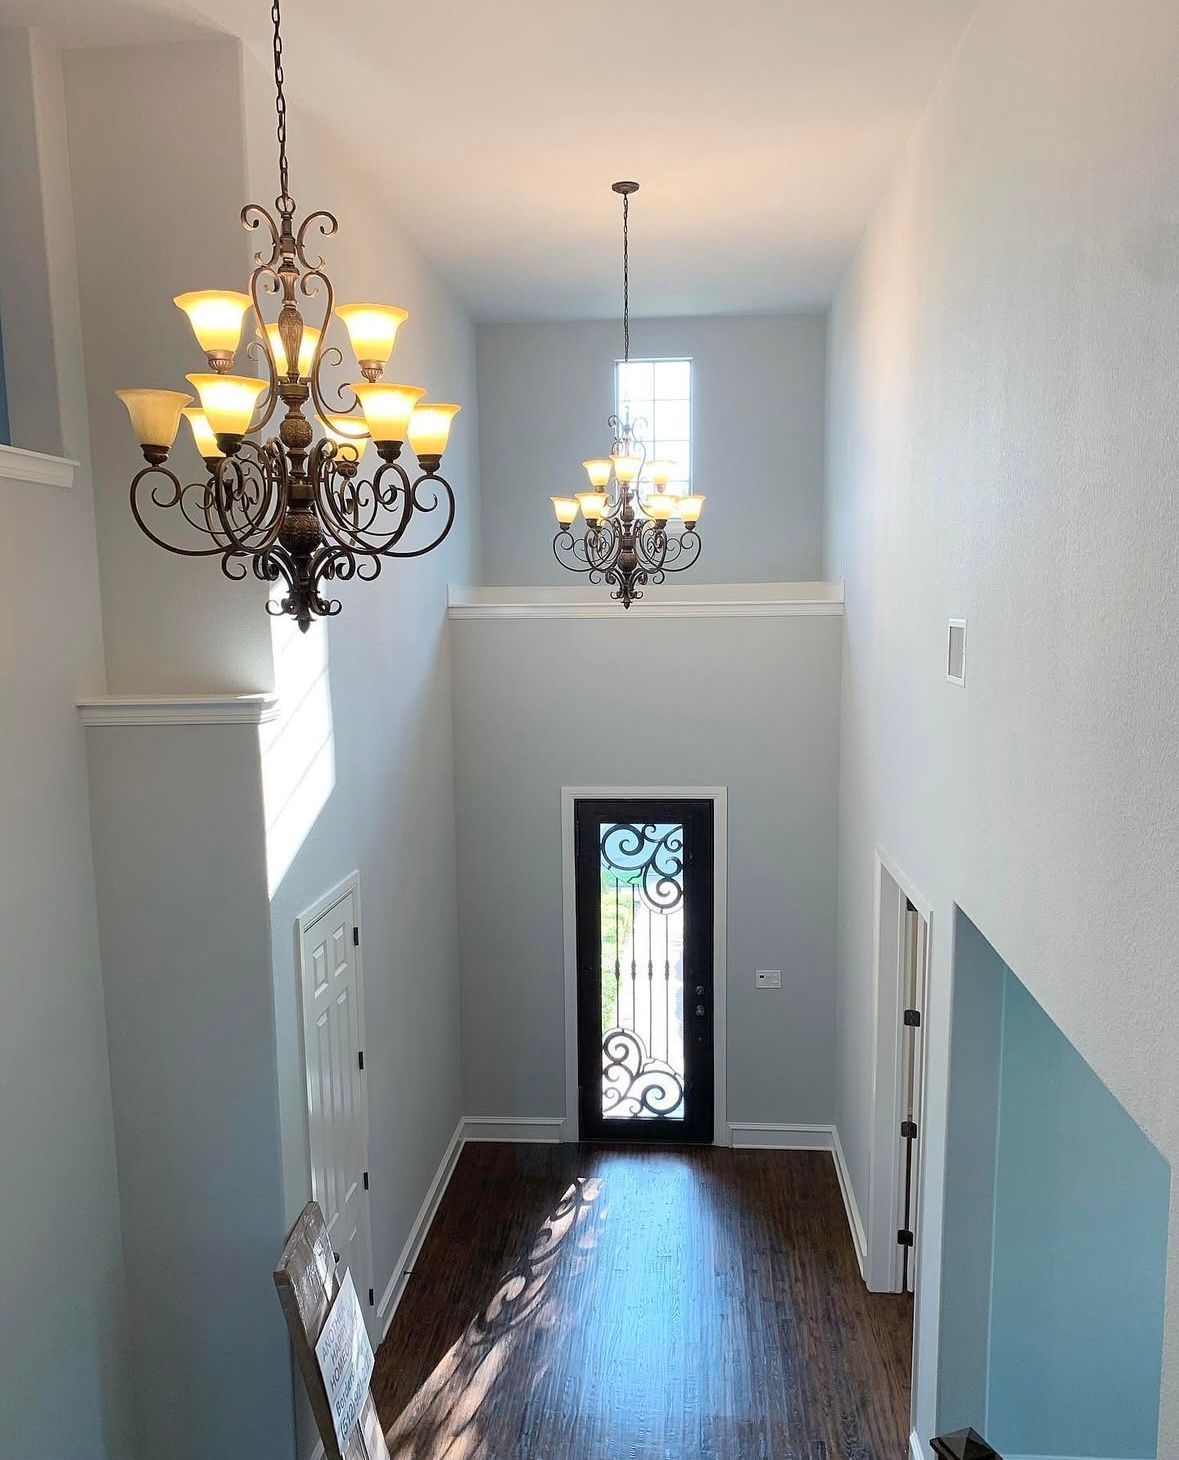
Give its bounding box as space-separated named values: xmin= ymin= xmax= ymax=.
xmin=550 ymin=182 xmax=705 ymax=609
xmin=116 ymin=0 xmax=460 ymax=631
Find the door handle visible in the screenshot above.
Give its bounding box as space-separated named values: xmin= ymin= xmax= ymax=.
xmin=696 ymin=1004 xmax=705 ymax=1016
xmin=695 ymin=985 xmax=704 ymax=996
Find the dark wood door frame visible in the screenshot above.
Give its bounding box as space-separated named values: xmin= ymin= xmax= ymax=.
xmin=573 ymin=797 xmax=715 ymax=1143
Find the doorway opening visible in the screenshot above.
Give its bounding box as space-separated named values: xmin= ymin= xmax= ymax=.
xmin=867 ymin=852 xmax=930 ymax=1295
xmin=573 ymin=797 xmax=715 ymax=1143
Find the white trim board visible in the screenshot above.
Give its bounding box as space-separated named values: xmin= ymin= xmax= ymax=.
xmin=0 ymin=441 xmax=77 ymax=488
xmin=729 ymin=1123 xmax=867 ymax=1277
xmin=78 ymin=693 xmax=280 ymax=726
xmin=448 ymin=581 xmax=844 ymax=619
xmin=374 ymin=1119 xmax=465 ymax=1337
xmin=560 ymin=785 xmax=729 ymax=1145
xmin=463 ymin=1116 xmax=564 ymax=1144
xmin=372 ymin=1117 xmax=562 ymax=1342
xmin=909 ymin=1432 xmax=923 ymax=1460
xmin=728 ymin=1122 xmax=833 ymax=1150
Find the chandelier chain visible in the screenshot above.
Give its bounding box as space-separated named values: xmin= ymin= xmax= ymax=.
xmin=622 ymin=189 xmax=630 ymax=363
xmin=271 ymin=0 xmax=290 ymax=205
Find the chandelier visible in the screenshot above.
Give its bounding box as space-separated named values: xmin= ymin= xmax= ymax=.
xmin=550 ymin=181 xmax=705 ymax=609
xmin=115 ymin=0 xmax=460 ymax=631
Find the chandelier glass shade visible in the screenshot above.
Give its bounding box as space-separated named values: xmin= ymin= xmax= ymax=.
xmin=550 ymin=181 xmax=705 ymax=609
xmin=116 ymin=0 xmax=460 ymax=631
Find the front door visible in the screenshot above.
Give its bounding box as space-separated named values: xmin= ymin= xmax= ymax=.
xmin=575 ymin=799 xmax=714 ymax=1142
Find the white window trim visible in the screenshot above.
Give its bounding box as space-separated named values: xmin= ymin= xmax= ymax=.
xmin=614 ymin=355 xmax=694 ymax=490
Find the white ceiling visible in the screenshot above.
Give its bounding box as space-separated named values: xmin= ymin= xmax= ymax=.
xmin=3 ymin=0 xmax=977 ymax=319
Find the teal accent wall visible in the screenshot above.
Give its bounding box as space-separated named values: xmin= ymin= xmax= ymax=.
xmin=987 ymin=971 xmax=1170 ymax=1459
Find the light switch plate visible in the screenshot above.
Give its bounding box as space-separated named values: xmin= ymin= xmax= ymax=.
xmin=755 ymin=969 xmax=782 ymax=989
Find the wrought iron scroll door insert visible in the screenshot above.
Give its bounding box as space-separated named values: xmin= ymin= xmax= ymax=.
xmin=575 ymin=799 xmax=714 ymax=1143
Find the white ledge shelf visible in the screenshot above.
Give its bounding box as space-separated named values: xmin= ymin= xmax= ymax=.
xmin=447 ymin=582 xmax=844 ymax=620
xmin=77 ymin=693 xmax=280 ymax=727
xmin=0 ymin=442 xmax=78 ymax=489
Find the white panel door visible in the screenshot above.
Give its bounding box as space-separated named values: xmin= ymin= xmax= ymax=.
xmin=300 ymin=885 xmax=374 ymax=1334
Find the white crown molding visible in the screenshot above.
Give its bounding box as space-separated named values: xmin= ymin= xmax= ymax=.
xmin=0 ymin=442 xmax=78 ymax=489
xmin=77 ymin=693 xmax=280 ymax=727
xmin=447 ymin=581 xmax=844 ymax=620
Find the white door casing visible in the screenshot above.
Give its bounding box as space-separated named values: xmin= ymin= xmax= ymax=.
xmin=867 ymin=848 xmax=932 ymax=1295
xmin=297 ymin=873 xmax=374 ymax=1337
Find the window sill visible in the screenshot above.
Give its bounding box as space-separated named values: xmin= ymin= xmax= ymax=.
xmin=0 ymin=442 xmax=78 ymax=489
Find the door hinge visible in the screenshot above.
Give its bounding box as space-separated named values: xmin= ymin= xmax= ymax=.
xmin=353 ymin=926 xmax=360 ymax=947
xmin=357 ymin=1050 xmax=364 ymax=1071
xmin=901 ymin=1119 xmax=918 ymax=1139
xmin=897 ymin=1228 xmax=914 ymax=1247
xmin=903 ymin=1008 xmax=921 ymax=1027
xmin=368 ymin=1287 xmax=374 ymax=1307
xmin=363 ymin=1171 xmax=369 ymax=1190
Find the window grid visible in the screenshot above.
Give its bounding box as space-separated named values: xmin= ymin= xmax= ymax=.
xmin=615 ymin=357 xmax=692 ymax=493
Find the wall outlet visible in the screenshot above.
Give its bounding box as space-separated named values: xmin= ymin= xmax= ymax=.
xmin=755 ymin=969 xmax=782 ymax=989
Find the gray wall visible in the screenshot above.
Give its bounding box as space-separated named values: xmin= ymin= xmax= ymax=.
xmin=476 ymin=313 xmax=826 ymax=585
xmin=0 ymin=30 xmax=136 ymax=1460
xmin=66 ymin=39 xmax=274 ymax=694
xmin=825 ymin=0 xmax=1179 ymax=1447
xmin=451 ymin=615 xmax=840 ymax=1126
xmin=85 ymin=723 xmax=289 ymax=1460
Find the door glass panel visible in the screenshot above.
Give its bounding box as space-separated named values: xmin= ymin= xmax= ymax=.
xmin=598 ymin=821 xmax=685 ymax=1121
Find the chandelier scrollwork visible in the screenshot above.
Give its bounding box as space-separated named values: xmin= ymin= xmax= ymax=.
xmin=549 ymin=181 xmax=705 ymax=610
xmin=116 ymin=0 xmax=460 ymax=630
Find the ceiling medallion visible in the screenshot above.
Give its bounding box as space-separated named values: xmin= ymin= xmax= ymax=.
xmin=116 ymin=0 xmax=460 ymax=631
xmin=550 ymin=181 xmax=705 ymax=609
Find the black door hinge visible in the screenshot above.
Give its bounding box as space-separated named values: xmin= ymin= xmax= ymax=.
xmin=363 ymin=1171 xmax=369 ymax=1190
xmin=357 ymin=1050 xmax=364 ymax=1071
xmin=903 ymin=1008 xmax=921 ymax=1027
xmin=368 ymin=1287 xmax=374 ymax=1307
xmin=901 ymin=1119 xmax=918 ymax=1139
xmin=353 ymin=926 xmax=360 ymax=947
xmin=897 ymin=1228 xmax=914 ymax=1247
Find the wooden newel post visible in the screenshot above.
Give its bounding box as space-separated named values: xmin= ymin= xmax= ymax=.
xmin=930 ymin=1428 xmax=1000 ymax=1459
xmin=274 ymin=1201 xmax=391 ymax=1460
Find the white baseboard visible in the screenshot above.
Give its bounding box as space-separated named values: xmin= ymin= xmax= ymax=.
xmin=374 ymin=1118 xmax=465 ymax=1338
xmin=729 ymin=1121 xmax=834 ymax=1150
xmin=831 ymin=1126 xmax=868 ymax=1277
xmin=727 ymin=1122 xmax=867 ymax=1279
xmin=909 ymin=1432 xmax=923 ymax=1460
xmin=462 ymin=1115 xmax=564 ymax=1143
xmin=371 ymin=1116 xmax=562 ymax=1348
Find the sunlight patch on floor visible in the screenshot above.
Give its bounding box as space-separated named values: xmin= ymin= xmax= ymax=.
xmin=386 ymin=1178 xmax=601 ymax=1459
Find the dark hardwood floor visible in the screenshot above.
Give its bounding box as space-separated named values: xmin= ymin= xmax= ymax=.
xmin=373 ymin=1143 xmax=912 ymax=1460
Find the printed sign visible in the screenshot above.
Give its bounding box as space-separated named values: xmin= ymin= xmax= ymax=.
xmin=314 ymin=1267 xmax=375 ymax=1454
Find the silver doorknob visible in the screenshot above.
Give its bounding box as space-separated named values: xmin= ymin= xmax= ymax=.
xmin=696 ymin=985 xmax=704 ymax=996
xmin=696 ymin=1004 xmax=705 ymax=1016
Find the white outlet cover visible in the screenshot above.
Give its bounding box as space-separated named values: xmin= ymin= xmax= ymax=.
xmin=755 ymin=969 xmax=782 ymax=989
